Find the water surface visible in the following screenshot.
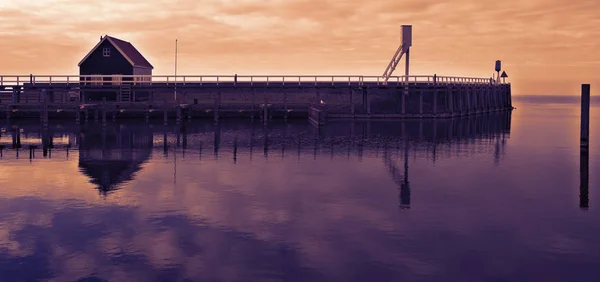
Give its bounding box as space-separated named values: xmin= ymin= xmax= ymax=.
xmin=0 ymin=95 xmax=598 ymax=282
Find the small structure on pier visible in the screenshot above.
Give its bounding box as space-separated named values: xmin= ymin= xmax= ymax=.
xmin=78 ymin=35 xmax=154 ymax=101
xmin=382 ymin=25 xmax=412 ymax=82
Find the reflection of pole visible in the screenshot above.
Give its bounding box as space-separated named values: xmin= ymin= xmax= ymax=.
xmin=580 ymin=152 xmax=589 ymax=209
xmin=400 ymin=132 xmax=410 ymax=209
xmin=282 ymin=124 xmax=287 ymax=159
xmin=214 ymin=123 xmax=220 ymax=159
xmin=250 ymin=122 xmax=255 ymax=161
xmin=233 ymin=136 xmax=238 ymax=163
xmin=163 ymin=132 xmax=168 ymax=157
xmin=174 ymin=132 xmax=177 ymax=185
xmin=432 ymin=120 xmax=437 ymax=164
xmin=264 ymin=125 xmax=269 ymax=159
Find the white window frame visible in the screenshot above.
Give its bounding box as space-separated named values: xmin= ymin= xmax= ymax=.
xmin=103 ymin=47 xmax=110 ymax=57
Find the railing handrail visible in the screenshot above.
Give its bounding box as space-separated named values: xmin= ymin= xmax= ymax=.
xmin=0 ymin=74 xmax=501 ymax=86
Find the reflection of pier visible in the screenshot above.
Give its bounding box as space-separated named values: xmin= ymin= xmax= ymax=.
xmin=383 ymin=137 xmax=410 ymax=209
xmin=0 ymin=111 xmax=511 ymax=202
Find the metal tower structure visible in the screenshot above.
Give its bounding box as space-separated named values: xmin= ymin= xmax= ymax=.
xmin=382 ymin=25 xmax=412 ymax=83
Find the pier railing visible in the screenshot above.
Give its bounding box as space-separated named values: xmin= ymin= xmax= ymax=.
xmin=0 ymin=75 xmax=498 ymax=87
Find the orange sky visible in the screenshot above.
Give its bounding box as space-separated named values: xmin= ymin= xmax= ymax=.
xmin=0 ymin=0 xmax=598 ymax=95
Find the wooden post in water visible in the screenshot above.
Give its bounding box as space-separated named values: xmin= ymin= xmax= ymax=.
xmin=163 ymin=108 xmax=168 ymax=125
xmin=365 ymin=88 xmax=371 ymax=115
xmin=448 ymin=88 xmax=454 ymax=114
xmin=263 ymin=97 xmax=268 ymax=125
xmin=40 ymin=89 xmax=45 ymax=122
xmin=419 ymin=89 xmax=424 ymax=115
xmin=43 ymin=93 xmax=48 ymax=128
xmin=401 ymin=89 xmax=406 ymax=114
xmin=457 ymin=86 xmax=463 ymax=115
xmin=284 ymin=92 xmax=288 ymax=120
xmin=580 ymin=84 xmax=590 ymax=153
xmin=37 ymin=89 xmax=47 ymax=128
xmin=102 ymin=98 xmax=107 ymax=126
xmin=466 ymin=85 xmax=472 ymax=114
xmin=75 ymin=106 xmax=80 ymax=124
xmin=214 ymin=91 xmax=220 ymax=124
xmin=350 ymin=88 xmax=355 ymax=115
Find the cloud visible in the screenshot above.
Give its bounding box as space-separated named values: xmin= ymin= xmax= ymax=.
xmin=0 ymin=0 xmax=598 ymax=93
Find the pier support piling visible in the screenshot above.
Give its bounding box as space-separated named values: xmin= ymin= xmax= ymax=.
xmin=419 ymin=90 xmax=424 ymax=114
xmin=263 ymin=97 xmax=268 ymax=124
xmin=102 ymin=99 xmax=107 ymax=126
xmin=350 ymin=88 xmax=355 ymax=115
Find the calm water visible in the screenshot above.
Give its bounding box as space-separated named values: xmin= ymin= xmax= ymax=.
xmin=0 ymin=95 xmax=599 ymax=282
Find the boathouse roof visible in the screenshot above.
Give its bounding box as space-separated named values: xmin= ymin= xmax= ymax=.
xmin=78 ymin=35 xmax=154 ymax=69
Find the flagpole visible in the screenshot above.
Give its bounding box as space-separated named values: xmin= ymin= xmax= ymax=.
xmin=174 ymin=39 xmax=178 ymax=101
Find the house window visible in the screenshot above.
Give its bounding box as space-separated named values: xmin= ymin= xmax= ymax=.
xmin=103 ymin=47 xmax=110 ymax=57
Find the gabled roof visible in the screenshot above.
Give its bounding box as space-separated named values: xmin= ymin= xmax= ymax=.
xmin=78 ymin=35 xmax=153 ymax=69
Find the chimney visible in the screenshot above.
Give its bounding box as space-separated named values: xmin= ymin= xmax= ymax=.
xmin=100 ymin=35 xmax=103 ymax=41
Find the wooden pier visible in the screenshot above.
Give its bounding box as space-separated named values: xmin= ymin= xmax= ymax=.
xmin=0 ymin=74 xmax=513 ymax=124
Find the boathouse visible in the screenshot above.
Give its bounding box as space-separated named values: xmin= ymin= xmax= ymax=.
xmin=78 ymin=35 xmax=153 ymax=101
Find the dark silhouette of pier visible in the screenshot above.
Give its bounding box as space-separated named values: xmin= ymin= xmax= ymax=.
xmin=0 ymin=74 xmax=512 ymax=125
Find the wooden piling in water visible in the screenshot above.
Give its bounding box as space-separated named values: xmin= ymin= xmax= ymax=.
xmin=581 ymin=84 xmax=590 ymax=153
xmin=75 ymin=107 xmax=80 ymax=124
xmin=102 ymin=98 xmax=107 ymax=126
xmin=263 ymin=97 xmax=268 ymax=124
xmin=214 ymin=91 xmax=220 ymax=124
xmin=365 ymin=88 xmax=371 ymax=114
xmin=419 ymin=89 xmax=424 ymax=114
xmin=350 ymin=88 xmax=355 ymax=115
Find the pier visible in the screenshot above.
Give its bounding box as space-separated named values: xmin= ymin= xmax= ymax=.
xmin=0 ymin=74 xmax=512 ymax=124
xmin=0 ymin=25 xmax=513 ymax=124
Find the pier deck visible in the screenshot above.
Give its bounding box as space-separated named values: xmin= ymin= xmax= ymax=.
xmin=0 ymin=75 xmax=513 ymax=124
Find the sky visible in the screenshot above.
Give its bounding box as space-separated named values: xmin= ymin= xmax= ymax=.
xmin=0 ymin=0 xmax=598 ymax=95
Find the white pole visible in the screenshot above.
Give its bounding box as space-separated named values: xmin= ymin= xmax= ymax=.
xmin=174 ymin=39 xmax=178 ymax=101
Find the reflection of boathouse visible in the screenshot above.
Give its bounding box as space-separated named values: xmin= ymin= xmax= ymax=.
xmin=78 ymin=125 xmax=154 ymax=193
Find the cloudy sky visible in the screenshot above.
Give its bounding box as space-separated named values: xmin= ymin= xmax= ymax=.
xmin=0 ymin=0 xmax=597 ymax=95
